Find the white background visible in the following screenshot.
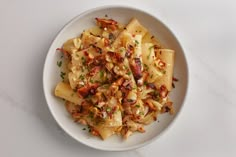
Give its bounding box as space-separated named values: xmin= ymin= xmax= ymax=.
xmin=0 ymin=0 xmax=235 ymax=156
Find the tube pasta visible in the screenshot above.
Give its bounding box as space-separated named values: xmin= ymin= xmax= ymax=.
xmin=55 ymin=82 xmax=82 ymax=104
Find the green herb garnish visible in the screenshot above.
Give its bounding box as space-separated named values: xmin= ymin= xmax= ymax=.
xmin=127 ymin=71 xmax=132 ymax=75
xmin=106 ymin=107 xmax=111 ymax=112
xmin=147 ymin=46 xmax=154 ymax=59
xmin=143 ymin=64 xmax=149 ymax=70
xmin=149 ymin=45 xmax=154 ymax=51
xmin=57 ymin=61 xmax=62 ymax=67
xmin=79 ymin=74 xmax=85 ymax=80
xmin=60 ymin=72 xmax=66 ymax=80
xmin=139 ymin=112 xmax=144 ymax=115
xmin=81 ymin=56 xmax=86 ymax=65
xmin=100 ymin=70 xmax=104 ymax=79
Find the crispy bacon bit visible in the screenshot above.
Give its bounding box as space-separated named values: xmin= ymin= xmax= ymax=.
xmin=107 ymin=106 xmax=118 ymax=119
xmin=153 ymin=116 xmax=157 ymax=121
xmin=56 ymin=48 xmax=69 ymax=57
xmin=95 ymin=18 xmax=118 ymax=30
xmin=154 ymin=45 xmax=160 ymax=50
xmin=122 ymin=79 xmax=131 ymax=87
xmin=77 ymin=83 xmax=100 ymax=98
xmin=161 ymin=101 xmax=174 ymax=114
xmin=130 ymin=58 xmax=142 ymax=81
xmin=116 ymin=77 xmax=125 ymax=86
xmin=146 ymin=83 xmax=156 ymax=89
xmin=173 ymin=77 xmax=179 ymax=82
xmin=107 ymin=51 xmax=124 ymax=63
xmin=122 ymin=79 xmax=132 ymax=90
xmin=159 ymin=85 xmax=168 ymax=98
xmin=137 ymin=72 xmax=148 ymax=86
xmin=104 ymin=38 xmax=110 ymax=47
xmin=90 ymin=127 xmax=100 ymax=136
xmin=156 ymin=58 xmax=166 ymax=68
xmin=172 ymin=82 xmax=175 ymax=88
xmin=145 ymin=101 xmax=157 ymax=112
xmin=137 ymin=126 xmax=145 ymax=133
xmin=115 ymin=53 xmax=124 ymax=62
xmin=126 ymin=45 xmax=134 ymax=58
xmin=159 ymin=60 xmax=165 ymax=68
xmin=88 ymin=66 xmax=101 ymax=76
xmin=90 ymin=44 xmax=102 ymax=54
xmin=89 ymin=55 xmax=106 ymax=66
xmin=83 ymin=51 xmax=89 ymax=56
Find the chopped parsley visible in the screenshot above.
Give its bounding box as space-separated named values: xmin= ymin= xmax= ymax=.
xmin=147 ymin=48 xmax=153 ymax=59
xmin=57 ymin=61 xmax=62 ymax=67
xmin=88 ymin=111 xmax=94 ymax=119
xmin=109 ymin=33 xmax=114 ymax=40
xmin=135 ymin=104 xmax=140 ymax=108
xmin=143 ymin=64 xmax=149 ymax=70
xmin=127 ymin=71 xmax=132 ymax=75
xmin=82 ymin=128 xmax=86 ymax=130
xmin=135 ymin=40 xmax=139 ymax=45
xmin=149 ymin=45 xmax=154 ymax=51
xmin=150 ymin=74 xmax=153 ymax=78
xmin=81 ymin=56 xmax=86 ymax=65
xmin=124 ymin=65 xmax=129 ymax=70
xmin=100 ymin=70 xmax=104 ymax=79
xmin=106 ymin=107 xmax=111 ymax=112
xmin=103 ymin=84 xmax=110 ymax=89
xmin=60 ymin=72 xmax=66 ymax=80
xmin=139 ymin=112 xmax=144 ymax=115
xmin=79 ymin=74 xmax=85 ymax=80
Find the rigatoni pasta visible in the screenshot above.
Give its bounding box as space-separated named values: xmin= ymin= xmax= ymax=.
xmin=54 ymin=17 xmax=176 ymax=140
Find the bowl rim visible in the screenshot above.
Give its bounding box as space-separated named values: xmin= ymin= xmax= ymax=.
xmin=43 ymin=4 xmax=189 ymax=151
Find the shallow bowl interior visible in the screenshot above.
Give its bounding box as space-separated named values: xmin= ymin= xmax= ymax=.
xmin=43 ymin=5 xmax=188 ymax=151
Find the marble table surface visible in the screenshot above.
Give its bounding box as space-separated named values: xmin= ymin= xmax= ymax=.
xmin=0 ymin=0 xmax=235 ymax=156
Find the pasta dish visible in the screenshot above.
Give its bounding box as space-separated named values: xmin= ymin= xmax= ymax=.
xmin=54 ymin=17 xmax=176 ymax=140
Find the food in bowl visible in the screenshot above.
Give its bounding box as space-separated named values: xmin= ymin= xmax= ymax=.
xmin=54 ymin=17 xmax=176 ymax=140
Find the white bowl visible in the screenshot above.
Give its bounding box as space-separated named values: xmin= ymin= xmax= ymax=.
xmin=43 ymin=5 xmax=188 ymax=151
